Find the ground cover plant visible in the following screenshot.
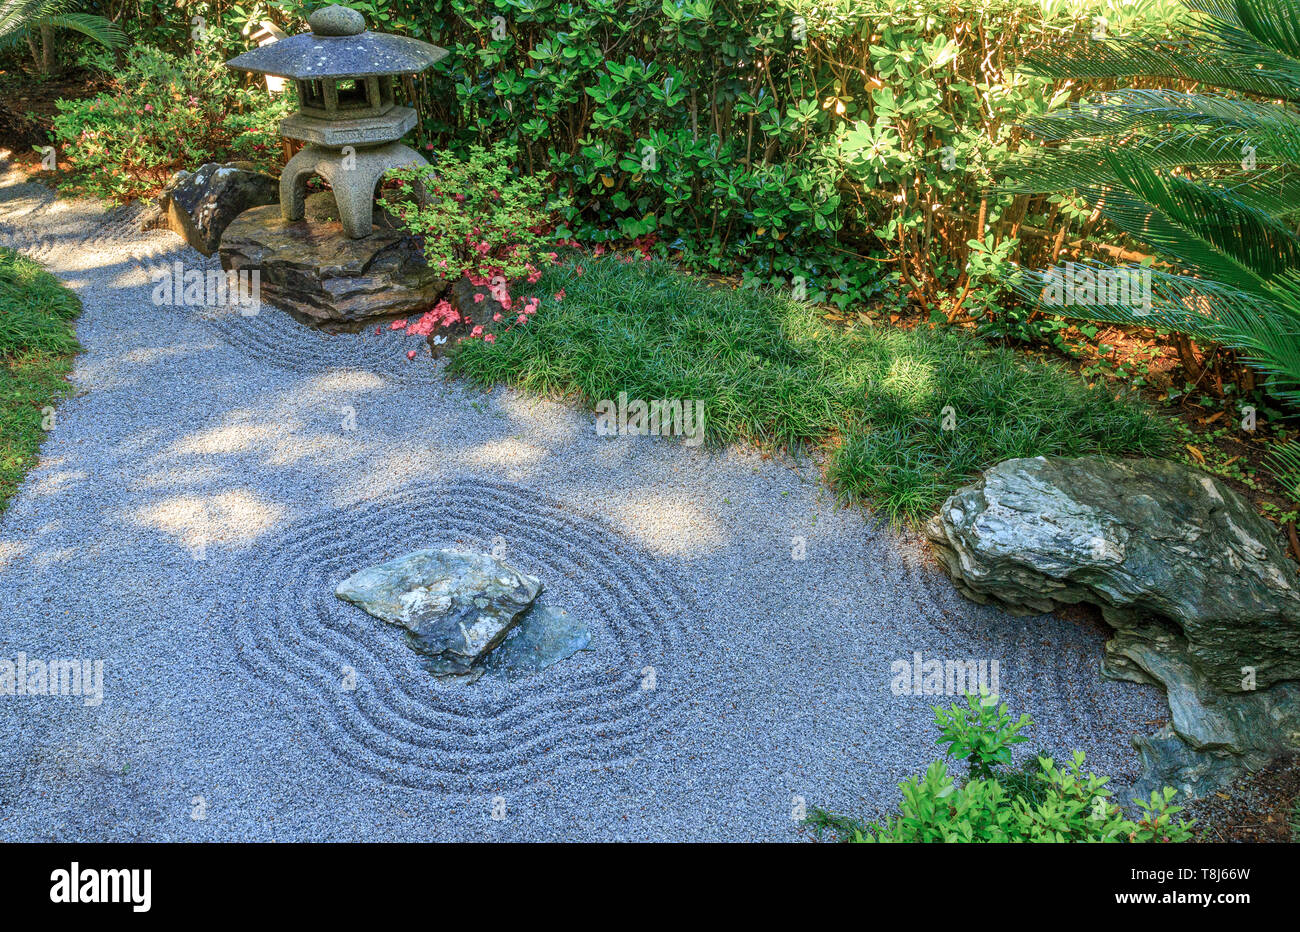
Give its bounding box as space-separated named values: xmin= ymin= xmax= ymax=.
xmin=0 ymin=246 xmax=79 ymax=512
xmin=805 ymin=693 xmax=1195 ymax=842
xmin=451 ymin=253 xmax=1172 ymax=524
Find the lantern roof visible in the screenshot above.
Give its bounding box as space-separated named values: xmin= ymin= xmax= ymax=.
xmin=225 ymin=5 xmax=447 ymax=81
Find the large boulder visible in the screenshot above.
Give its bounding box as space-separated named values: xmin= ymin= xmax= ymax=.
xmin=926 ymin=455 xmax=1300 ymax=798
xmin=143 ymin=162 xmax=278 ymax=256
xmin=218 ymin=193 xmax=449 ymax=329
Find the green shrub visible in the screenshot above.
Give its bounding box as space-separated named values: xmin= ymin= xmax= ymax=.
xmin=106 ymin=0 xmax=1190 ymax=313
xmin=50 ymin=36 xmax=292 ymax=201
xmin=381 ymin=141 xmax=567 ymax=283
xmin=811 ymin=693 xmax=1195 ymax=843
xmin=934 ymin=690 xmax=1030 ymax=781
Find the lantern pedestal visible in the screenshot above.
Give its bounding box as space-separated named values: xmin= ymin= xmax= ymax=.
xmin=280 ymin=141 xmax=426 ymax=239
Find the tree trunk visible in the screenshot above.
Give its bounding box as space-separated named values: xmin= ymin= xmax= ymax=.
xmin=39 ymin=24 xmax=58 ymax=76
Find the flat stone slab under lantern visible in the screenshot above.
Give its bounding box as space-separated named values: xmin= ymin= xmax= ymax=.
xmin=220 ymin=192 xmax=448 ymax=329
xmin=336 ymin=548 xmax=590 ymax=679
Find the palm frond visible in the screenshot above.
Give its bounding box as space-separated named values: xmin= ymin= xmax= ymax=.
xmin=1013 ymin=264 xmax=1300 ymax=406
xmin=1019 ymin=36 xmax=1300 ymax=100
xmin=1265 ymin=437 xmax=1300 ymax=506
xmin=0 ymin=0 xmax=66 ymax=40
xmin=1019 ymin=90 xmax=1300 ymax=161
xmin=1001 ymin=139 xmax=1300 ymax=219
xmin=40 ymin=12 xmax=123 ymax=47
xmin=0 ymin=0 xmax=123 ymax=49
xmin=1186 ymin=0 xmax=1300 ymax=60
xmin=1094 ymin=152 xmax=1300 ymax=285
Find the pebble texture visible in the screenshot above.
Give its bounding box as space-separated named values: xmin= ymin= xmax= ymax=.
xmin=0 ymin=165 xmax=1168 ymax=840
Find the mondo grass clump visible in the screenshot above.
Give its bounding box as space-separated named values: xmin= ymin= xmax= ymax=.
xmin=451 ymin=256 xmax=1172 ymax=524
xmin=1 ymin=247 xmax=81 ymax=512
xmin=0 ymin=248 xmax=81 ymax=357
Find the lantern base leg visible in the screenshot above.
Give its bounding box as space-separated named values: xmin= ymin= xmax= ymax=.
xmin=280 ymin=142 xmax=429 ymax=239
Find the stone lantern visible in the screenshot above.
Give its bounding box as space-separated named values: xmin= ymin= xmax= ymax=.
xmin=225 ymin=5 xmax=446 ymax=238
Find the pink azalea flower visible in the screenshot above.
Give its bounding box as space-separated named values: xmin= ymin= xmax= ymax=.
xmin=473 ymin=293 xmax=486 ymax=303
xmin=390 ymin=320 xmax=408 ymax=330
xmin=517 ymin=315 xmax=528 ymax=324
xmin=404 ymin=300 xmax=459 ymax=336
xmin=554 ymin=289 xmax=565 ymax=301
xmin=144 ymin=104 xmax=154 ymax=113
xmin=484 ymin=334 xmax=496 ymax=344
xmin=471 ymin=325 xmax=484 ymax=337
xmin=406 ymin=350 xmax=417 ymax=360
xmin=492 ymin=313 xmax=502 ymax=322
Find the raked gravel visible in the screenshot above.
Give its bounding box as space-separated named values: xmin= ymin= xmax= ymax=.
xmin=0 ymin=165 xmax=1167 ymax=841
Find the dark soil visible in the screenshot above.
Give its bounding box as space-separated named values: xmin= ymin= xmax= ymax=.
xmin=1185 ymin=757 xmax=1300 ymax=843
xmin=0 ymin=66 xmax=108 ymax=163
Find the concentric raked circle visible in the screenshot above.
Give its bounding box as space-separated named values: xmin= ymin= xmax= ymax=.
xmin=230 ymin=480 xmax=699 ymax=792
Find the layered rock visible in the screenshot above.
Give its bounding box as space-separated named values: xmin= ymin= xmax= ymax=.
xmin=143 ymin=162 xmax=278 ymax=255
xmin=218 ymin=193 xmax=448 ymax=328
xmin=925 ymin=455 xmax=1300 ymax=798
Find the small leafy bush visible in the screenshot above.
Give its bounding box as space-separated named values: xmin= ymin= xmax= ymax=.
xmin=50 ymin=36 xmax=291 ymax=202
xmin=809 ymin=693 xmax=1194 ymax=843
xmin=934 ymin=691 xmax=1030 ymax=781
xmin=381 ymin=141 xmax=566 ymax=285
xmin=380 ymin=142 xmax=572 ymax=346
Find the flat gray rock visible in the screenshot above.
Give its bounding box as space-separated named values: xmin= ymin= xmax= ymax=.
xmin=336 ymin=549 xmax=542 ymax=676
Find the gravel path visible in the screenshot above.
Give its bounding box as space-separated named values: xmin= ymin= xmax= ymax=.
xmin=0 ymin=166 xmax=1166 ymax=841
